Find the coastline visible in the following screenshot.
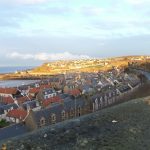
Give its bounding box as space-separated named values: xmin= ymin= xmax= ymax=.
xmin=0 ymin=72 xmax=42 ymax=81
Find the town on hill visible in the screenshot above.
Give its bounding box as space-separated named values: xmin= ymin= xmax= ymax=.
xmin=0 ymin=55 xmax=150 ymax=80
xmin=0 ymin=56 xmax=150 ymax=138
xmin=0 ymin=56 xmax=150 ymax=149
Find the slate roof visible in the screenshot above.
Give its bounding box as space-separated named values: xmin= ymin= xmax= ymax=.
xmin=91 ymin=89 xmax=117 ymax=103
xmin=0 ymin=107 xmax=4 ymax=115
xmin=59 ymin=93 xmax=70 ymax=99
xmin=16 ymin=96 xmax=31 ymax=105
xmin=0 ymin=103 xmax=18 ymax=111
xmin=49 ymin=78 xmax=60 ymax=82
xmin=128 ymin=80 xmax=140 ymax=88
xmin=18 ymin=85 xmax=29 ymax=91
xmin=22 ymin=100 xmax=37 ymax=110
xmin=32 ymin=103 xmax=63 ymax=126
xmin=118 ymin=85 xmax=131 ymax=93
xmin=42 ymin=88 xmax=56 ymax=95
xmin=63 ymin=97 xmax=85 ymax=111
xmin=31 ymin=97 xmax=85 ymax=127
xmin=0 ymin=103 xmax=18 ymax=115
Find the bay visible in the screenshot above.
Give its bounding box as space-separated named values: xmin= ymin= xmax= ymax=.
xmin=0 ymin=66 xmax=38 ymax=87
xmin=0 ymin=66 xmax=34 ymax=74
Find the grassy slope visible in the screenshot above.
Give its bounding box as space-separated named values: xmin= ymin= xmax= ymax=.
xmin=2 ymin=96 xmax=150 ymax=150
xmin=31 ymin=59 xmax=129 ymax=74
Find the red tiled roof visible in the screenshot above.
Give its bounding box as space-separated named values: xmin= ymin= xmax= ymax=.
xmin=7 ymin=109 xmax=27 ymax=120
xmin=42 ymin=96 xmax=63 ymax=107
xmin=40 ymin=84 xmax=52 ymax=89
xmin=28 ymin=94 xmax=34 ymax=99
xmin=0 ymin=87 xmax=18 ymax=94
xmin=29 ymin=85 xmax=52 ymax=94
xmin=29 ymin=87 xmax=40 ymax=94
xmin=2 ymin=96 xmax=14 ymax=104
xmin=68 ymin=89 xmax=81 ymax=96
xmin=16 ymin=96 xmax=31 ymax=105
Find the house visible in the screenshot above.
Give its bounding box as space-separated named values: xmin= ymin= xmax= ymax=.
xmin=22 ymin=100 xmax=41 ymax=111
xmin=34 ymin=82 xmax=40 ymax=88
xmin=79 ymin=84 xmax=95 ymax=95
xmin=49 ymin=75 xmax=65 ymax=89
xmin=0 ymin=87 xmax=20 ymax=98
xmin=17 ymin=85 xmax=29 ymax=96
xmin=42 ymin=96 xmax=63 ymax=108
xmin=0 ymin=96 xmax=14 ymax=105
xmin=0 ymin=106 xmax=4 ymax=121
xmin=40 ymin=84 xmax=52 ymax=89
xmin=25 ymin=96 xmax=86 ymax=131
xmin=0 ymin=103 xmax=18 ymax=121
xmin=6 ymin=109 xmax=28 ymax=123
xmin=66 ymin=89 xmax=81 ymax=97
xmin=91 ymin=90 xmax=117 ymax=112
xmin=63 ymin=83 xmax=75 ymax=93
xmin=36 ymin=88 xmax=57 ymax=103
xmin=63 ymin=96 xmax=86 ymax=118
xmin=29 ymin=87 xmax=41 ymax=98
xmin=16 ymin=96 xmax=32 ymax=106
xmin=42 ymin=88 xmax=57 ymax=99
xmin=118 ymin=84 xmax=131 ymax=94
xmin=91 ymin=94 xmax=105 ymax=112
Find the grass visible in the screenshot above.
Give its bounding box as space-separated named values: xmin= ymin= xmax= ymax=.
xmin=0 ymin=119 xmax=9 ymax=128
xmin=3 ymin=96 xmax=150 ymax=150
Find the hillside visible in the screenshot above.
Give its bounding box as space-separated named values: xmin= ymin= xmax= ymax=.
xmin=29 ymin=56 xmax=137 ymax=74
xmin=30 ymin=55 xmax=150 ymax=75
xmin=0 ymin=55 xmax=149 ymax=79
xmin=1 ymin=96 xmax=150 ymax=150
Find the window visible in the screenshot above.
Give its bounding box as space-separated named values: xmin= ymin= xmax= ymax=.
xmin=70 ymin=108 xmax=74 ymax=118
xmin=65 ymin=112 xmax=69 ymax=119
xmin=95 ymin=98 xmax=99 ymax=110
xmin=104 ymin=95 xmax=107 ymax=106
xmin=109 ymin=93 xmax=111 ymax=98
xmin=51 ymin=114 xmax=56 ymax=124
xmin=40 ymin=117 xmax=46 ymax=127
xmin=45 ymin=95 xmax=48 ymax=99
xmin=61 ymin=110 xmax=65 ymax=121
xmin=78 ymin=106 xmax=81 ymax=116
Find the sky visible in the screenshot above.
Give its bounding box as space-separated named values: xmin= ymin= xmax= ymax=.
xmin=0 ymin=0 xmax=150 ymax=66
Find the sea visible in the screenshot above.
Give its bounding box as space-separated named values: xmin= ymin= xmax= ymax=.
xmin=0 ymin=66 xmax=34 ymax=74
xmin=0 ymin=66 xmax=39 ymax=87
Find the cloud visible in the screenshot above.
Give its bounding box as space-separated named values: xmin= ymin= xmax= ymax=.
xmin=7 ymin=52 xmax=91 ymax=61
xmin=0 ymin=0 xmax=48 ymax=5
xmin=0 ymin=0 xmax=69 ymax=5
xmin=126 ymin=0 xmax=150 ymax=5
xmin=80 ymin=6 xmax=105 ymax=16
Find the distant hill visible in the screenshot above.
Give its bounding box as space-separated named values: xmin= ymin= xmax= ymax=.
xmin=0 ymin=55 xmax=149 ymax=79
xmin=30 ymin=55 xmax=148 ymax=75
